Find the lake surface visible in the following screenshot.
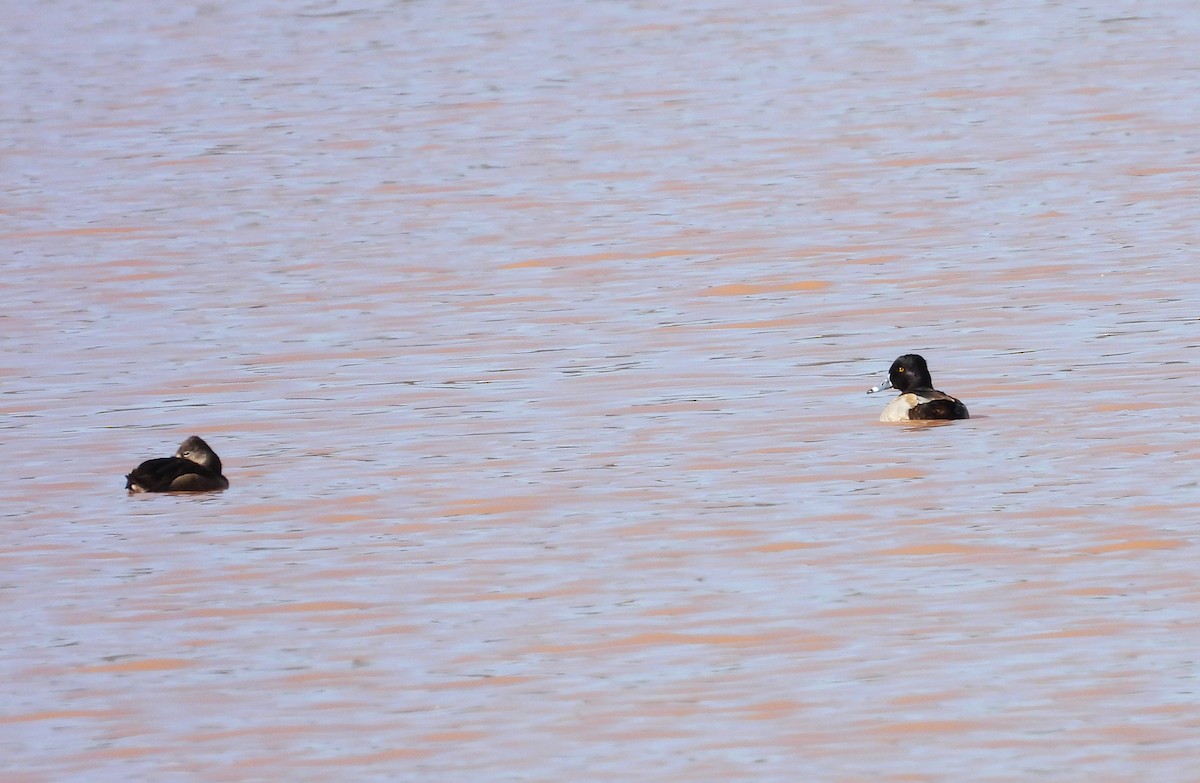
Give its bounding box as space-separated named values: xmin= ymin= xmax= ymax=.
xmin=4 ymin=1 xmax=1200 ymax=780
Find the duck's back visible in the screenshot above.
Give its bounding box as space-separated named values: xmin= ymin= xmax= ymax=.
xmin=880 ymin=390 xmax=969 ymax=422
xmin=909 ymin=394 xmax=969 ymax=420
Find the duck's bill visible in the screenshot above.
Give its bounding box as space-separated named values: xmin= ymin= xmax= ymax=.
xmin=866 ymin=378 xmax=893 ymax=395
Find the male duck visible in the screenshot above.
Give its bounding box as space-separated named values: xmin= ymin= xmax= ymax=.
xmin=126 ymin=435 xmax=230 ymax=492
xmin=867 ymin=354 xmax=969 ymax=422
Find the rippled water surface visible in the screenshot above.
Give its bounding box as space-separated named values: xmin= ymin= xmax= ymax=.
xmin=5 ymin=1 xmax=1200 ymax=781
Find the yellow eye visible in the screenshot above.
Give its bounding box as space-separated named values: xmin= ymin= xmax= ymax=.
xmin=897 ymin=367 xmax=905 ymax=373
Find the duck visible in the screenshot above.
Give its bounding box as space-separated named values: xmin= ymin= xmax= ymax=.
xmin=867 ymin=354 xmax=969 ymax=422
xmin=126 ymin=435 xmax=229 ymax=492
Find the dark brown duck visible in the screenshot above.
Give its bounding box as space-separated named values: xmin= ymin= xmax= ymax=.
xmin=126 ymin=435 xmax=229 ymax=492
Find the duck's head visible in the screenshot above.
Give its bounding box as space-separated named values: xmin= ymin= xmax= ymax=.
xmin=175 ymin=435 xmax=222 ymax=472
xmin=867 ymin=353 xmax=933 ymax=395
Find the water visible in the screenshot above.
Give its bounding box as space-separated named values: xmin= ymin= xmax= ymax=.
xmin=4 ymin=1 xmax=1200 ymax=780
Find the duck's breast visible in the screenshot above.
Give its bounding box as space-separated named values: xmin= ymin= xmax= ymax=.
xmin=879 ymin=393 xmax=921 ymax=422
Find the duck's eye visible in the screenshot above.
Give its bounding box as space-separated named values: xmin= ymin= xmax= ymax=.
xmin=897 ymin=367 xmax=905 ymax=373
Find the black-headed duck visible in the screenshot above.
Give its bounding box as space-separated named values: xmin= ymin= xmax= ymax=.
xmin=126 ymin=435 xmax=229 ymax=492
xmin=867 ymin=354 xmax=969 ymax=422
